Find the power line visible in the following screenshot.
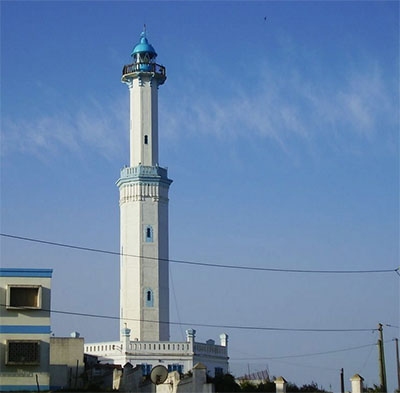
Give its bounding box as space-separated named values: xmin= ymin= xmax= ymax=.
xmin=1 ymin=233 xmax=398 ymax=275
xmin=0 ymin=303 xmax=378 ymax=333
xmin=170 ymin=266 xmax=185 ymax=341
xmin=385 ymin=323 xmax=400 ymax=329
xmin=231 ymin=342 xmax=385 ymax=361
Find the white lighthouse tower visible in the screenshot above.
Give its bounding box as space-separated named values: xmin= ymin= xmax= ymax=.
xmin=117 ymin=29 xmax=172 ymax=341
xmin=85 ymin=31 xmax=229 ymax=377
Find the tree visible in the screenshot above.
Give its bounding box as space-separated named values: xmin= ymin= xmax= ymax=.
xmin=213 ymin=373 xmax=241 ymax=392
xmin=239 ymin=380 xmax=258 ymax=392
xmin=364 ymin=384 xmax=383 ymax=393
xmin=256 ymin=381 xmax=276 ymax=392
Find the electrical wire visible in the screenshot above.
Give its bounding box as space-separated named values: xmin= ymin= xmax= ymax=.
xmin=169 ymin=266 xmax=185 ymax=341
xmin=0 ymin=303 xmax=378 ymax=333
xmin=359 ymin=341 xmax=375 ymax=374
xmin=231 ymin=340 xmax=394 ymax=375
xmin=385 ymin=323 xmax=400 ymax=329
xmin=231 ymin=341 xmax=385 ymax=361
xmin=1 ymin=233 xmax=398 ymax=275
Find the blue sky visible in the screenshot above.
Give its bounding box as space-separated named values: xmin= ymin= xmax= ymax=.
xmin=1 ymin=1 xmax=399 ymax=391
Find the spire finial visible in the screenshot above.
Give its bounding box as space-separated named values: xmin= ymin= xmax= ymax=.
xmin=140 ymin=24 xmax=147 ymax=41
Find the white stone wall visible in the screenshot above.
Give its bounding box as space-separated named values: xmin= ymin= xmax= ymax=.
xmin=129 ymin=77 xmax=160 ymax=167
xmin=119 ymin=184 xmax=170 ymax=341
xmin=120 ymin=197 xmax=143 ymax=338
xmin=157 ymin=365 xmax=214 ymax=393
xmin=119 ymin=67 xmax=170 ymax=342
xmin=84 ymin=335 xmax=228 ymax=378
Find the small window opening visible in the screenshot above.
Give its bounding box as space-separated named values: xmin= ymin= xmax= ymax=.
xmin=144 ymin=135 xmax=148 ymax=144
xmin=168 ymin=364 xmax=183 ymax=374
xmin=145 ymin=226 xmax=153 ymax=242
xmin=7 ymin=341 xmax=40 ymax=365
xmin=142 ymin=364 xmax=152 ymax=376
xmin=215 ymin=367 xmax=224 ymax=376
xmin=7 ymin=285 xmax=42 ymax=309
xmin=145 ymin=288 xmax=154 ymax=307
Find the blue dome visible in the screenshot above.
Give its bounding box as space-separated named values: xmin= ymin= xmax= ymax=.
xmin=131 ymin=32 xmax=157 ymax=57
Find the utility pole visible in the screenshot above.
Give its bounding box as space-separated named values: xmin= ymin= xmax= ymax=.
xmin=377 ymin=323 xmax=387 ymax=393
xmin=395 ymin=338 xmax=400 ymax=392
xmin=340 ymin=368 xmax=344 ymax=393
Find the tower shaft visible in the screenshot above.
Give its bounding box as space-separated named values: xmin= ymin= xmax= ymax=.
xmin=129 ymin=77 xmax=160 ymax=167
xmin=118 ymin=32 xmax=171 ymax=342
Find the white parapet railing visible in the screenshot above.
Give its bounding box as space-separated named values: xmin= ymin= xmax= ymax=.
xmin=84 ymin=341 xmax=192 ymax=357
xmin=85 ymin=341 xmax=121 ymax=355
xmin=84 ymin=340 xmax=227 ymax=358
xmin=194 ymin=342 xmax=228 ymax=357
xmin=126 ymin=341 xmax=192 ymax=355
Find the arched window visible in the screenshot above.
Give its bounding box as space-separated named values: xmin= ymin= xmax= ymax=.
xmin=145 ymin=288 xmax=154 ymax=307
xmin=145 ymin=226 xmax=153 ymax=242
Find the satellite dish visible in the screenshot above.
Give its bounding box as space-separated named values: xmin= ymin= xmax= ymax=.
xmin=150 ymin=365 xmax=168 ymax=385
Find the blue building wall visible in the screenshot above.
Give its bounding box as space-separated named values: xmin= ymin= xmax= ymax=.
xmin=0 ymin=268 xmax=52 ymax=391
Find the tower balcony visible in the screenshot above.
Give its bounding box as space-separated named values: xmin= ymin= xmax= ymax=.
xmin=120 ymin=165 xmax=168 ymax=179
xmin=122 ymin=62 xmax=166 ymax=83
xmin=117 ymin=165 xmax=172 ymax=189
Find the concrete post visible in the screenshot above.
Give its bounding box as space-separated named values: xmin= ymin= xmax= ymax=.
xmin=350 ymin=374 xmax=364 ymax=393
xmin=220 ymin=333 xmax=228 ymax=347
xmin=274 ymin=376 xmax=287 ymax=393
xmin=186 ymin=329 xmax=196 ymax=343
xmin=121 ymin=327 xmax=131 ymax=353
xmin=192 ymin=363 xmax=207 ymax=387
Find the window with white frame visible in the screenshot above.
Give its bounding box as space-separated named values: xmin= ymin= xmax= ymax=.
xmin=6 ymin=285 xmax=42 ymax=309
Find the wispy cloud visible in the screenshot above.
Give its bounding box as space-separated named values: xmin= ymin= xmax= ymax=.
xmin=2 ymin=55 xmax=397 ymax=162
xmin=161 ymin=56 xmax=398 ymax=155
xmin=1 ymin=96 xmax=128 ymax=162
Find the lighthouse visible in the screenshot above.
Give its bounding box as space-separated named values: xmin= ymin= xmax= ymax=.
xmin=85 ymin=31 xmax=228 ymax=377
xmin=117 ymin=29 xmax=172 ymax=341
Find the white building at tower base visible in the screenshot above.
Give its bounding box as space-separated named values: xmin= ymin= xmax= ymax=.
xmin=85 ymin=329 xmax=229 ymax=377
